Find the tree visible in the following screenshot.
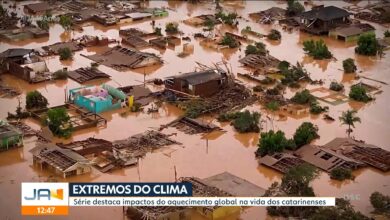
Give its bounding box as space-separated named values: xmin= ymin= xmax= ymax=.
xmin=256 ymin=130 xmax=295 ymax=156
xmin=291 ymin=89 xmax=316 ymax=105
xmin=59 ymin=15 xmax=73 ymax=31
xmin=355 ymin=33 xmax=379 ymax=56
xmin=370 ymin=192 xmax=390 ymax=214
xmin=287 ymin=0 xmax=305 ymax=16
xmin=280 ymin=62 xmax=311 ymax=86
xmin=329 ymin=81 xmax=344 ymax=91
xmin=58 ymin=47 xmax=73 ymax=60
xmin=349 ymin=84 xmax=372 ymax=102
xmin=215 ymin=11 xmax=238 ymax=25
xmin=232 ymin=110 xmax=261 ymax=133
xmin=37 ymin=18 xmax=50 ymax=30
xmin=165 ymin=22 xmax=179 ymax=33
xmin=245 ymin=42 xmax=267 ymax=56
xmin=265 ymin=164 xmax=319 ymax=218
xmin=303 ymin=39 xmax=332 ymax=59
xmin=218 ymin=110 xmax=261 ymax=133
xmin=309 ymin=198 xmax=369 ymax=220
xmin=26 ymin=91 xmax=48 ymax=109
xmin=266 ymin=101 xmax=279 ymax=130
xmin=330 ymin=167 xmax=353 ymax=181
xmin=47 ymin=107 xmax=73 ymax=138
xmin=342 ymin=58 xmax=357 ymax=73
xmin=53 ymin=69 xmax=68 ymax=79
xmin=339 ymin=110 xmax=361 ymax=137
xmin=293 ymin=122 xmax=319 ymax=148
xmin=267 ymin=29 xmax=281 ymax=40
xmin=219 ymin=34 xmax=239 ymax=48
xmin=310 ymin=102 xmax=328 ymax=114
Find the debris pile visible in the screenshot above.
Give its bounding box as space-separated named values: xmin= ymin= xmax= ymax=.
xmin=0 ymin=84 xmax=21 ymax=97
xmin=239 ymin=54 xmax=280 ymax=72
xmin=249 ymin=7 xmax=286 ymax=24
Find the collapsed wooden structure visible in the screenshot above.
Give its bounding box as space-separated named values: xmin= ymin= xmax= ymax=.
xmin=323 ymin=138 xmax=390 ymax=172
xmin=239 ymin=54 xmax=280 ymax=72
xmin=162 ymin=117 xmax=222 ymax=134
xmin=259 ymin=153 xmax=306 ymax=174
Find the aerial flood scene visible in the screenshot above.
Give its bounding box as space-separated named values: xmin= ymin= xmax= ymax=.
xmin=0 ymin=0 xmax=390 ymax=219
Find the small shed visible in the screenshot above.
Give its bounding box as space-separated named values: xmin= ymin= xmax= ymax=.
xmin=0 ymin=121 xmax=23 ymax=151
xmin=30 ymin=143 xmax=91 ymax=178
xmin=329 ymin=23 xmax=375 ymax=42
xmin=164 ymin=69 xmax=228 ymax=97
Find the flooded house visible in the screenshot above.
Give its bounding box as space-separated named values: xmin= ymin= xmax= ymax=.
xmin=164 ymin=69 xmax=228 ymax=97
xmin=0 ymin=27 xmax=49 ymax=41
xmin=294 ymin=144 xmax=365 ymax=172
xmin=68 ymin=84 xmax=127 ymax=113
xmin=67 ymin=67 xmax=111 ymax=84
xmin=0 ymin=121 xmax=23 ymax=151
xmin=30 ymin=143 xmax=92 ymax=178
xmin=0 ymin=48 xmax=50 ymax=83
xmin=86 ymin=46 xmax=163 ymax=70
xmin=329 ymin=23 xmax=375 ymax=42
xmin=92 ymin=13 xmax=119 ymax=26
xmin=323 ymin=138 xmax=390 ymax=172
xmin=299 ymin=5 xmax=351 ymax=35
xmin=24 ymin=2 xmax=51 ymax=14
xmin=126 ymin=172 xmax=264 ymax=220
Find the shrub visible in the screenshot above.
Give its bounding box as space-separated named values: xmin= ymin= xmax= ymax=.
xmin=330 ymin=167 xmax=353 ymax=181
xmin=165 ymin=22 xmax=179 ymax=33
xmin=370 ymin=192 xmax=390 ymax=213
xmin=349 ymin=85 xmax=372 ymax=102
xmin=58 ymin=47 xmax=72 ymax=60
xmin=217 ymin=111 xmax=240 ymax=122
xmin=59 ymin=15 xmax=72 ymax=31
xmin=232 ymin=110 xmax=261 ymax=133
xmin=26 ymin=91 xmax=48 ymax=109
xmin=215 ymin=11 xmax=237 ymax=25
xmin=385 ymin=30 xmax=390 ymax=38
xmin=54 ymin=69 xmax=68 ymax=79
xmin=280 ymin=63 xmax=311 ymax=86
xmin=180 ymin=99 xmax=209 ymax=118
xmin=154 ymin=27 xmax=162 ymax=36
xmin=47 ymin=107 xmax=72 ymax=138
xmin=310 ymin=102 xmax=328 ymax=114
xmin=266 ymin=101 xmax=280 ymax=111
xmin=303 ymin=39 xmax=332 ymax=59
xmin=355 ymin=33 xmax=379 ymax=56
xmin=278 ymin=60 xmax=290 ymax=71
xmin=293 ymin=122 xmax=319 ymax=148
xmin=219 ymin=34 xmax=239 ymax=48
xmin=309 ymin=198 xmax=370 ymax=220
xmin=342 ymin=58 xmax=357 ymax=73
xmin=245 ymin=42 xmax=267 ymax=55
xmin=37 ymin=18 xmax=49 ymax=30
xmin=256 ymin=130 xmax=295 ymax=156
xmin=291 ymin=89 xmax=316 ymax=105
xmin=267 ymin=29 xmax=281 ymax=40
xmin=329 ymin=81 xmax=344 ymax=91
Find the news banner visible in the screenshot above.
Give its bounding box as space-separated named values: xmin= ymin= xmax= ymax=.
xmin=21 ymin=182 xmax=335 ymax=215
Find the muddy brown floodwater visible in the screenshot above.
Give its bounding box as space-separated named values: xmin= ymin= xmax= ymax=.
xmin=1 ymin=1 xmax=390 ymax=220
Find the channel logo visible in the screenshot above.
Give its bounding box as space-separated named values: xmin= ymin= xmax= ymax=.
xmin=21 ymin=183 xmax=69 ymax=216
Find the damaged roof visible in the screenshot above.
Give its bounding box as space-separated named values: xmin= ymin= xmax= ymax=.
xmin=301 ymin=6 xmax=351 ymax=21
xmin=171 ymin=69 xmax=225 ymax=85
xmin=0 ymin=48 xmax=34 ymax=58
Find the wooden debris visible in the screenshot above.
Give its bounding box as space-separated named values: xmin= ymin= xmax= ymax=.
xmin=163 ymin=117 xmax=222 ymax=134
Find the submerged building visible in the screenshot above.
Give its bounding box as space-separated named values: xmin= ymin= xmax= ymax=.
xmin=164 ymin=69 xmax=228 ymax=97
xmin=300 ymin=5 xmax=351 ymax=35
xmin=0 ymin=121 xmax=23 ymax=151
xmin=68 ymin=84 xmax=127 ymax=113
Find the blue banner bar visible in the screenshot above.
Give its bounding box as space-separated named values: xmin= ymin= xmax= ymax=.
xmin=69 ymin=183 xmax=192 ymax=197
